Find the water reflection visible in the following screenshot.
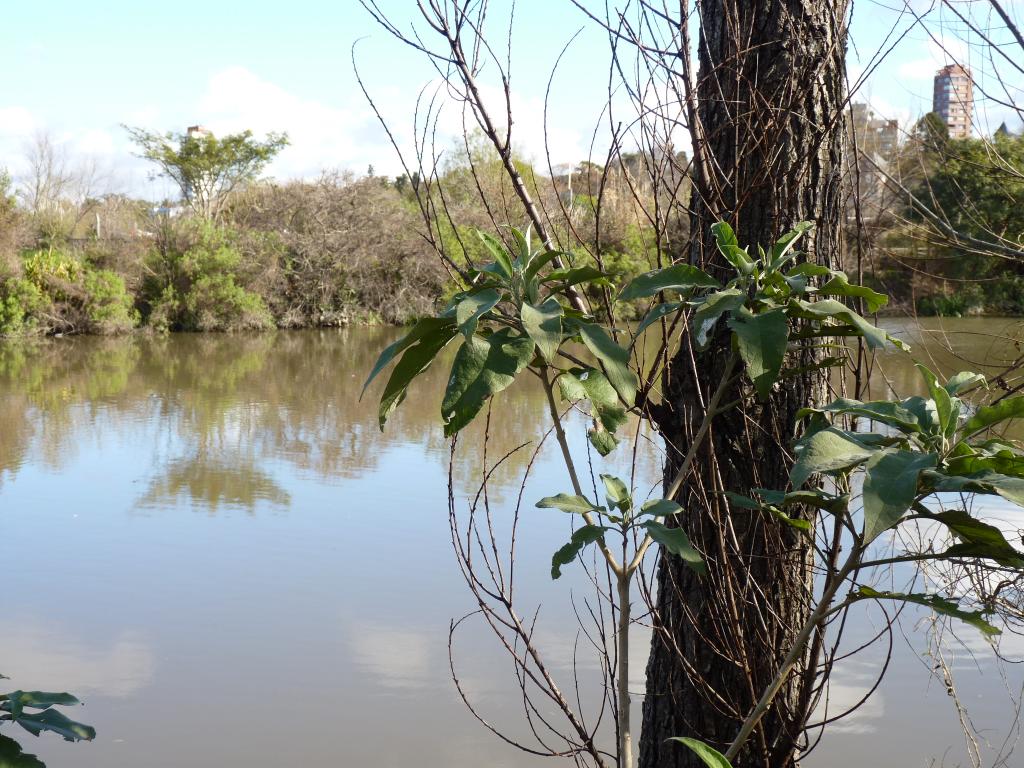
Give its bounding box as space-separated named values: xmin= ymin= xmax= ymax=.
xmin=0 ymin=320 xmax=1021 ymax=767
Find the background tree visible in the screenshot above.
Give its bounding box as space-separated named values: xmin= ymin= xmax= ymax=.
xmin=124 ymin=126 xmax=288 ymax=221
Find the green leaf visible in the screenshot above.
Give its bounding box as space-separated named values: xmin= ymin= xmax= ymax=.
xmin=619 ymin=264 xmax=720 ymax=300
xmin=902 ymin=395 xmax=940 ymax=435
xmin=916 ymin=364 xmax=955 ymax=437
xmin=456 ymin=289 xmax=501 ymax=339
xmin=752 ymin=487 xmax=848 ymax=514
xmin=4 ymin=707 xmax=96 ymax=742
xmin=536 ymin=493 xmax=602 ymax=514
xmin=964 ymin=396 xmax=1024 ymax=438
xmin=639 ymin=499 xmax=682 ymax=518
xmin=577 ymin=323 xmax=638 ymax=406
xmin=551 ymin=525 xmax=608 ymax=578
xmin=557 ymin=368 xmax=628 ymax=435
xmin=790 ymin=427 xmax=876 ymax=489
xmin=544 ymin=266 xmax=610 ymax=289
xmin=926 ymin=470 xmax=1024 ymax=508
xmin=520 ymin=298 xmax=563 ymax=362
xmin=477 ymin=231 xmax=514 ymax=279
xmin=0 ymin=733 xmax=45 ymax=768
xmin=862 ymin=449 xmax=937 ymax=543
xmin=710 ymin=221 xmax=753 ymax=274
xmin=668 ymin=738 xmax=733 ymax=768
xmin=643 ymin=521 xmax=705 ymax=574
xmin=796 ymin=299 xmax=887 ymax=350
xmin=0 ymin=692 xmax=80 ymax=719
xmin=363 ymin=317 xmax=454 ymax=396
xmin=378 ymin=324 xmax=457 ymax=429
xmin=797 ymin=397 xmax=922 ymax=434
xmin=945 ymin=371 xmax=986 ymax=396
xmin=511 ymin=226 xmax=531 ymax=269
xmin=693 ymin=289 xmax=746 ymax=349
xmin=921 ymin=509 xmax=1024 ymax=568
xmin=945 ymin=451 xmax=1024 ymax=478
xmin=441 ymin=329 xmax=535 ymax=436
xmin=855 ymin=587 xmax=1000 ymax=637
xmin=634 ymin=301 xmax=684 ymax=339
xmin=767 ymin=221 xmax=814 ymax=273
xmin=523 ymin=248 xmax=567 ymax=285
xmin=723 ymin=491 xmax=761 ymax=510
xmin=817 ymin=271 xmax=888 ymax=313
xmin=588 ymin=425 xmax=618 ymax=456
xmin=727 ymin=308 xmax=789 ymax=400
xmin=600 ymin=474 xmax=632 ymax=513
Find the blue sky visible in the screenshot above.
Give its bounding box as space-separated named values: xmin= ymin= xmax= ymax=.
xmin=1 ymin=0 xmax=1020 ymax=199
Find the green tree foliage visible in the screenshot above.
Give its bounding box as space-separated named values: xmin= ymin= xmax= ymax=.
xmin=124 ymin=126 xmax=288 ymax=221
xmin=905 ymin=129 xmax=1024 ymax=315
xmin=143 ymin=224 xmax=274 ymax=332
xmin=0 ymin=250 xmax=137 ymax=336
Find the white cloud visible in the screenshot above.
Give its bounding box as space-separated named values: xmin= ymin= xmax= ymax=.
xmin=195 ymin=66 xmax=401 ymax=180
xmin=898 ymin=37 xmax=970 ymax=81
xmin=0 ymin=621 xmax=155 ymax=698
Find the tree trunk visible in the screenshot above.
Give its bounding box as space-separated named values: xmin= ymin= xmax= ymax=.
xmin=639 ymin=2 xmax=849 ymax=767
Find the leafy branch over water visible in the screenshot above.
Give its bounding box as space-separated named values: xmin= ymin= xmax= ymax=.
xmin=367 ymin=222 xmax=1024 ymax=767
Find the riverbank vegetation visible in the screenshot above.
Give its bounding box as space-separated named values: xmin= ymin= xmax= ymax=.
xmin=0 ymin=129 xmax=670 ymax=336
xmin=4 ymin=112 xmax=1020 ymax=338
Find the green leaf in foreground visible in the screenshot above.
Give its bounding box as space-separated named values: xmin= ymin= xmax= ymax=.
xmin=861 ymin=449 xmax=937 ymax=543
xmin=577 ymin=323 xmax=638 ymax=405
xmin=922 ymin=509 xmax=1024 ymax=568
xmin=796 ymin=299 xmax=887 ymax=350
xmin=818 ymin=271 xmax=888 ymax=313
xmin=643 ymin=521 xmax=705 ymax=574
xmin=2 ymin=707 xmax=97 ymax=742
xmin=378 ymin=324 xmax=457 ymax=429
xmin=727 ymin=308 xmax=788 ymax=400
xmin=588 ymin=425 xmax=618 ymax=456
xmin=557 ymin=368 xmax=628 ymax=435
xmin=790 ymin=427 xmax=876 ymax=489
xmin=619 ymin=264 xmax=719 ymax=300
xmin=0 ymin=692 xmax=79 ymax=719
xmin=668 ymin=737 xmax=733 ymax=768
xmin=963 ymin=395 xmax=1024 ymax=437
xmin=363 ymin=316 xmax=453 ymax=396
xmin=551 ymin=525 xmax=608 ymax=579
xmin=855 ymin=587 xmax=1001 ymax=637
xmin=693 ymin=289 xmax=746 ymax=349
xmin=441 ymin=330 xmax=535 ymax=436
xmin=639 ymin=499 xmax=683 ymax=518
xmin=945 ymin=371 xmax=986 ymax=396
xmin=634 ymin=300 xmax=684 ymax=339
xmin=456 ymin=289 xmax=501 ymax=338
xmin=0 ymin=733 xmax=45 ymax=768
xmin=797 ymin=397 xmax=921 ymax=434
xmin=710 ymin=221 xmax=753 ymax=274
xmin=520 ymin=298 xmax=562 ymax=362
xmin=536 ymin=493 xmax=602 ymax=514
xmin=600 ymin=474 xmax=631 ymax=513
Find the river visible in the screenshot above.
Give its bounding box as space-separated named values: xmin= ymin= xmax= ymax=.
xmin=1 ymin=318 xmax=1022 ymax=767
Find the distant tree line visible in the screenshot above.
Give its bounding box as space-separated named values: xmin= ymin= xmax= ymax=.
xmin=1 ymin=117 xmax=1021 ymax=336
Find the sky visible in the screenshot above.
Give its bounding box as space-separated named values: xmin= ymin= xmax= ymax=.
xmin=1 ymin=0 xmax=1021 ymax=200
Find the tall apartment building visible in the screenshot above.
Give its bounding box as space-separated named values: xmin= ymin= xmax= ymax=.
xmin=932 ymin=64 xmax=973 ymax=138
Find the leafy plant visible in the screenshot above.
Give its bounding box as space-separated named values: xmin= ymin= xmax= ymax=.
xmin=0 ymin=684 xmax=94 ymax=767
xmin=367 ymin=221 xmax=956 ymax=766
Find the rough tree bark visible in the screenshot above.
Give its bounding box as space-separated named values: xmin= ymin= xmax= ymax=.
xmin=639 ymin=2 xmax=849 ymax=767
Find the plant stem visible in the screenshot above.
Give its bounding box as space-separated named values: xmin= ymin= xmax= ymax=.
xmin=616 ymin=571 xmax=633 ymax=768
xmin=625 ymin=351 xmax=739 ymax=575
xmin=540 ymin=366 xmax=622 ymax=575
xmin=723 ymin=545 xmax=862 ymax=762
